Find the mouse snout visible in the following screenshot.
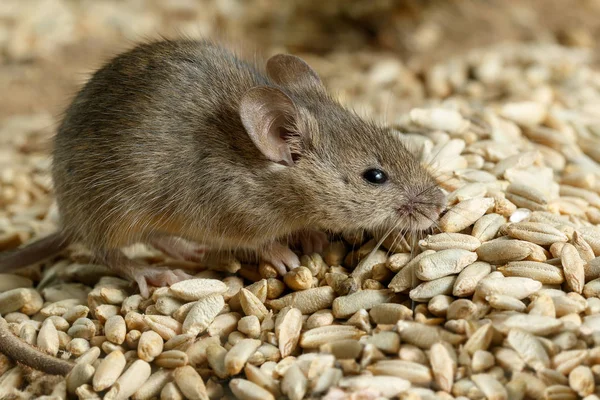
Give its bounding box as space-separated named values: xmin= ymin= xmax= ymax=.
xmin=397 ymin=186 xmax=447 ymax=230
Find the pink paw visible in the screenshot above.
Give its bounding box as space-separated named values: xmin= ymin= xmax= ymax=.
xmin=131 ymin=266 xmax=195 ymax=298
xmin=259 ymin=243 xmax=301 ymax=276
xmin=295 ymin=230 xmax=329 ymax=255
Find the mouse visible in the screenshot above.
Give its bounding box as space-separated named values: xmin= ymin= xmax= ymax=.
xmin=0 ymin=38 xmax=446 ymax=375
xmin=1 ymin=38 xmax=445 ymax=299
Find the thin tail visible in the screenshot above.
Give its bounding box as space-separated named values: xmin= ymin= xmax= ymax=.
xmin=0 ymin=232 xmax=69 ymax=272
xmin=0 ymin=316 xmax=73 ymax=375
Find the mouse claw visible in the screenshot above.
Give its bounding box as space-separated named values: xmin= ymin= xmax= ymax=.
xmin=259 ymin=243 xmax=300 ymax=276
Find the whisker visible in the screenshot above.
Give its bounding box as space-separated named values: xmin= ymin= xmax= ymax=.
xmin=363 ymin=224 xmax=397 ymax=268
xmin=414 ymin=209 xmax=453 ymax=243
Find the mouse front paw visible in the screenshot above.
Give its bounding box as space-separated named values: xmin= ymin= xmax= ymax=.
xmin=293 ymin=229 xmax=329 ymax=255
xmin=258 ymin=243 xmax=301 ymax=276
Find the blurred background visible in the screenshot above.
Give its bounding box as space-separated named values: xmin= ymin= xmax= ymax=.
xmin=1 ymin=0 xmax=599 ymax=127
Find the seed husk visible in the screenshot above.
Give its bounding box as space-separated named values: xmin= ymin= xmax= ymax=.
xmin=206 ymin=344 xmax=228 ymax=379
xmin=173 ymin=365 xmax=208 ymax=400
xmin=0 ymin=288 xmax=44 ymax=316
xmin=332 ymin=289 xmax=394 ymax=318
xmin=499 ymin=314 xmax=563 ymax=336
xmin=93 ymin=350 xmax=126 ymax=391
xmin=350 ymin=250 xmax=388 ymax=283
xmin=416 ymin=249 xmax=478 ymax=281
xmin=105 ymin=315 xmax=126 ymax=345
xmin=168 ymin=279 xmax=227 ymax=301
xmin=267 ymin=286 xmax=335 ymax=314
xmin=389 ymin=250 xmax=436 ymax=292
xmin=560 ymin=243 xmax=585 ymax=294
xmin=498 ymin=261 xmax=564 ymax=284
xmin=366 ymin=331 xmax=400 ymax=354
xmin=66 ymin=363 xmax=95 ymax=395
xmin=572 ymin=231 xmax=595 ymax=262
xmin=472 ymin=350 xmax=495 ymax=373
xmin=275 ymin=307 xmax=303 ymax=358
xmin=369 ymin=359 xmax=433 ymax=384
xmin=472 ymin=213 xmax=506 ymax=242
xmin=486 ymin=294 xmax=527 ymax=311
xmin=224 ymin=338 xmax=262 ymax=375
xmin=160 ymin=382 xmax=184 ymax=400
xmin=454 ymin=261 xmax=492 ymax=297
xmin=311 ymin=367 xmax=343 ymax=395
xmin=104 ymin=360 xmax=151 ymax=400
xmin=369 ymin=303 xmax=412 ymax=324
xmin=37 ymin=318 xmax=59 ymax=356
xmin=239 ymin=288 xmax=269 ymax=321
xmin=568 ymin=365 xmax=594 ymax=397
xmin=505 ymin=222 xmax=568 ymax=245
xmin=397 ymin=321 xmax=464 ymax=349
xmin=476 ymin=276 xmax=542 ymax=300
xmin=387 ymin=253 xmax=412 ymax=272
xmin=284 ymin=267 xmax=313 ymax=291
xmin=182 ymin=294 xmax=224 ymax=336
xmin=300 ymin=325 xmax=365 ymax=349
xmin=410 ymin=275 xmax=457 ymax=301
xmin=472 ymin=373 xmax=509 ymax=400
xmin=439 ymin=197 xmax=495 ymax=233
xmin=338 ymin=375 xmax=410 ymax=397
xmin=155 ymin=350 xmax=188 ymax=369
xmin=229 ymin=378 xmax=275 ymax=400
xmin=281 ymin=364 xmax=307 ymax=400
xmin=186 ymin=336 xmax=220 ymax=368
xmin=430 ymin=342 xmax=455 ymax=392
xmin=419 ymin=233 xmax=481 ymax=251
xmin=132 ymin=369 xmax=172 ymax=400
xmin=507 ymin=329 xmax=550 ymax=371
xmin=477 ymin=239 xmax=532 ymax=264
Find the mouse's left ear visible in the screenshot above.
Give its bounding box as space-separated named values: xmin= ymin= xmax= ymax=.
xmin=266 ymin=54 xmax=323 ymax=89
xmin=240 ymin=86 xmax=306 ymax=166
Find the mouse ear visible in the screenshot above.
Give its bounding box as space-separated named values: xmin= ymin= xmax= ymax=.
xmin=240 ymin=86 xmax=304 ymax=166
xmin=266 ymin=54 xmax=323 ymax=89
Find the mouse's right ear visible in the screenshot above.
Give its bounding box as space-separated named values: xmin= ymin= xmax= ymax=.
xmin=240 ymin=86 xmax=305 ymax=166
xmin=266 ymin=54 xmax=324 ymax=90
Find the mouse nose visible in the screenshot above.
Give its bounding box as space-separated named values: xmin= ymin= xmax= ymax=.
xmin=397 ymin=187 xmax=447 ymax=230
xmin=398 ymin=203 xmax=416 ymax=215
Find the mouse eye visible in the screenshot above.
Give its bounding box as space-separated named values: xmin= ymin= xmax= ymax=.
xmin=363 ymin=168 xmax=388 ymax=185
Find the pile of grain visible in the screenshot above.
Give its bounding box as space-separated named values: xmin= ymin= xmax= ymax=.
xmin=1 ymin=42 xmax=600 ymax=399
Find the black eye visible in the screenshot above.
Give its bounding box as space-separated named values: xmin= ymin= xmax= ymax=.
xmin=363 ymin=168 xmax=388 ymax=184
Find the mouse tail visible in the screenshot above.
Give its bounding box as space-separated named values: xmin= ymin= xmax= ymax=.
xmin=0 ymin=232 xmax=69 ymax=272
xmin=0 ymin=316 xmax=73 ymax=375
xmin=0 ymin=232 xmax=74 ymax=375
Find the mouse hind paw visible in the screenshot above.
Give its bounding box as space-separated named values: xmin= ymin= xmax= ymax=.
xmin=131 ymin=266 xmax=196 ymax=298
xmin=96 ymin=249 xmax=196 ymax=298
xmin=149 ymin=235 xmax=208 ymax=263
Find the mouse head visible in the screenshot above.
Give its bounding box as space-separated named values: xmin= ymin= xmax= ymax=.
xmin=240 ymin=54 xmax=446 ymax=235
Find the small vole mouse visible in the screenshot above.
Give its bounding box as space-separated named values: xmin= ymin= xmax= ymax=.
xmin=1 ymin=39 xmax=445 ymax=297
xmin=0 ymin=38 xmax=447 ymax=375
